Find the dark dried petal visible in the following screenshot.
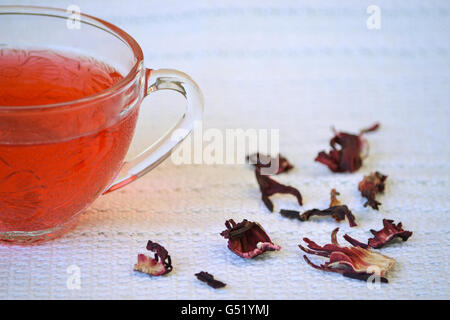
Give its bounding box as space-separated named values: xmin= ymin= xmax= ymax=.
xmin=300 ymin=206 xmax=357 ymax=227
xmin=343 ymin=219 xmax=412 ymax=249
xmin=195 ymin=271 xmax=226 ymax=289
xmin=133 ymin=240 xmax=173 ymax=276
xmin=358 ymin=171 xmax=388 ymax=210
xmin=341 ymin=206 xmax=357 ymax=227
xmin=247 ymin=153 xmax=294 ymax=175
xmin=343 ymin=234 xmax=369 ymax=249
xmin=299 ymin=228 xmax=395 ymax=282
xmin=220 ymin=219 xmax=281 ymax=259
xmin=342 ymin=271 xmax=388 ymax=283
xmin=369 ymin=219 xmax=413 ymax=248
xmin=146 ymin=240 xmax=170 ymax=263
xmin=315 ymin=123 xmax=379 ymax=173
xmin=299 ymin=189 xmax=357 ymax=227
xmin=279 ymin=209 xmax=301 ymax=219
xmin=254 ymin=168 xmax=302 ymax=212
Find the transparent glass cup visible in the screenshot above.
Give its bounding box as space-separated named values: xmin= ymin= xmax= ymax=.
xmin=0 ymin=6 xmax=203 ymax=243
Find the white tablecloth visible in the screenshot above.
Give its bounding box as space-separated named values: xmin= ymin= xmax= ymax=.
xmin=1 ymin=0 xmax=449 ymax=299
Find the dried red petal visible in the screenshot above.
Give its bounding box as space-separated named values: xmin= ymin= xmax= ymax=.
xmin=254 ymin=168 xmax=302 ymax=212
xmin=133 ymin=240 xmax=173 ymax=276
xmin=195 ymin=271 xmax=226 ymax=289
xmin=299 ymin=189 xmax=357 ymax=227
xmin=247 ymin=153 xmax=294 ymax=175
xmin=220 ymin=219 xmax=281 ymax=259
xmin=315 ymin=123 xmax=379 ymax=173
xmin=369 ymin=219 xmax=412 ymax=248
xmin=299 ymin=228 xmax=395 ymax=282
xmin=342 ymin=234 xmax=369 ymax=249
xmin=344 ymin=219 xmax=413 ymax=249
xmin=358 ymin=171 xmax=388 ymax=210
xmin=133 ymin=254 xmax=167 ymax=276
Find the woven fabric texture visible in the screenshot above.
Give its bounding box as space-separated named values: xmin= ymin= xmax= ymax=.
xmin=0 ymin=0 xmax=449 ymax=299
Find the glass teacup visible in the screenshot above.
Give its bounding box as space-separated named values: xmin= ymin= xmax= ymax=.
xmin=0 ymin=6 xmax=203 ymax=243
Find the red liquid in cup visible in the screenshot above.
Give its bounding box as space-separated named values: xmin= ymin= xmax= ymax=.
xmin=0 ymin=49 xmax=139 ymax=232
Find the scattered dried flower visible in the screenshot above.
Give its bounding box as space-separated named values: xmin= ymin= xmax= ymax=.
xmin=133 ymin=240 xmax=173 ymax=276
xmin=195 ymin=271 xmax=226 ymax=289
xmin=315 ymin=123 xmax=380 ymax=173
xmin=299 ymin=189 xmax=357 ymax=227
xmin=247 ymin=153 xmax=294 ymax=175
xmin=358 ymin=171 xmax=388 ymax=210
xmin=220 ymin=219 xmax=281 ymax=259
xmin=255 ymin=168 xmax=303 ymax=212
xmin=344 ymin=219 xmax=413 ymax=249
xmin=299 ymin=228 xmax=395 ymax=282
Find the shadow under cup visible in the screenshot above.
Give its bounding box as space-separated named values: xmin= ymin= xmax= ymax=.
xmin=0 ymin=7 xmax=146 ymax=242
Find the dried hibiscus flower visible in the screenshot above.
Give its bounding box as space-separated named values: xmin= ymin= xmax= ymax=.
xmin=315 ymin=123 xmax=379 ymax=173
xmin=358 ymin=171 xmax=388 ymax=210
xmin=299 ymin=189 xmax=357 ymax=227
xmin=299 ymin=228 xmax=395 ymax=282
xmin=344 ymin=219 xmax=413 ymax=249
xmin=220 ymin=219 xmax=281 ymax=259
xmin=133 ymin=240 xmax=173 ymax=276
xmin=255 ymin=168 xmax=302 ymax=212
xmin=195 ymin=271 xmax=226 ymax=289
xmin=247 ymin=153 xmax=293 ymax=175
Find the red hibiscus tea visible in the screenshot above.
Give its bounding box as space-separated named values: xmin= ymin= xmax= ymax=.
xmin=0 ymin=6 xmax=203 ymax=243
xmin=0 ymin=49 xmax=139 ymax=234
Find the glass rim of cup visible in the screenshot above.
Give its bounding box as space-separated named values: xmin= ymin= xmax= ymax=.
xmin=0 ymin=5 xmax=144 ymax=111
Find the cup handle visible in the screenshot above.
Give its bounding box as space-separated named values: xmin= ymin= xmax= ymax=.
xmin=103 ymin=68 xmax=204 ymax=194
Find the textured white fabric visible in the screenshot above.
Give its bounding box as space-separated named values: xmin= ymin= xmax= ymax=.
xmin=0 ymin=0 xmax=449 ymax=299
